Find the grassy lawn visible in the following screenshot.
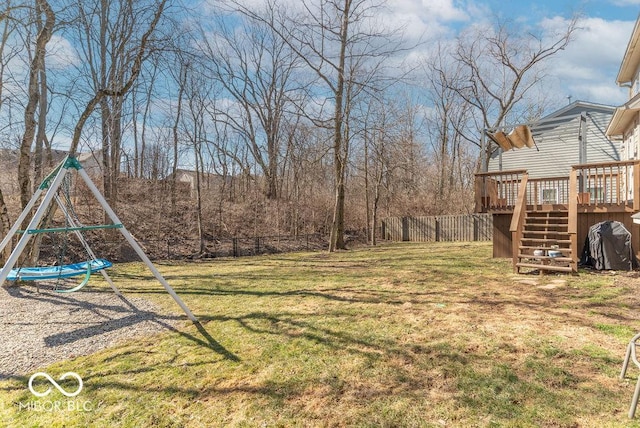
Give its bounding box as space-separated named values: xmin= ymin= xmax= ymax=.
xmin=2 ymin=241 xmax=640 ymax=427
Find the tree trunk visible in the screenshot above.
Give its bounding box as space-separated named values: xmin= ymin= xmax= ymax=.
xmin=195 ymin=144 xmax=205 ymax=255
xmin=33 ymin=52 xmax=48 ymax=189
xmin=18 ymin=0 xmax=55 ymax=213
xmin=328 ymin=0 xmax=351 ymax=252
xmin=0 ymin=186 xmax=12 ymax=265
xmin=171 ymin=63 xmax=187 ymax=211
xmin=364 ymin=132 xmax=371 ymax=244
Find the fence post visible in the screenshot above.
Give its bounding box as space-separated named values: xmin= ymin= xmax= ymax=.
xmin=233 ymin=238 xmax=238 ymax=257
xmin=402 ymin=217 xmax=409 ymax=241
xmin=255 ymin=237 xmax=260 ymax=254
xmin=435 ymin=218 xmax=441 ymax=242
xmin=473 ymin=216 xmax=479 ymax=242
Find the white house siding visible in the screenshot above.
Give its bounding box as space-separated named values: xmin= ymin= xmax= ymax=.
xmin=487 ymin=103 xmax=619 ymax=179
xmin=620 ymin=115 xmax=640 ymax=201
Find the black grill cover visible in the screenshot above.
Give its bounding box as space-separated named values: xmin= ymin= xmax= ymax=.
xmin=580 ymin=221 xmax=638 ymax=270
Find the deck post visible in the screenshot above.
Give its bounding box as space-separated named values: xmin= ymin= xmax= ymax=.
xmin=509 ymin=173 xmax=529 ymax=272
xmin=634 ymin=162 xmax=640 ymax=211
xmin=568 ymin=169 xmax=578 ymax=272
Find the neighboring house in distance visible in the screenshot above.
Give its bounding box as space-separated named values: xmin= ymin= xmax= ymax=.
xmin=0 ymin=149 xmax=68 ymax=195
xmin=172 ymin=169 xmax=199 ymax=191
xmin=0 ymin=149 xmax=104 ymax=196
xmin=170 ymin=169 xmax=226 ymax=197
xmin=77 ymin=150 xmax=103 ymax=177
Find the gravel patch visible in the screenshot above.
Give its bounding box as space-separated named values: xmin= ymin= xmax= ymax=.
xmin=0 ymin=283 xmax=182 ymax=380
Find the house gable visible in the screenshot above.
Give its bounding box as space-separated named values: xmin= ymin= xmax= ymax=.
xmin=487 ymin=101 xmax=618 ymax=179
xmin=617 ymin=15 xmax=640 ymax=87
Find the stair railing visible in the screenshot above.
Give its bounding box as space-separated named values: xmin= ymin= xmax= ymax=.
xmin=509 ymin=172 xmax=529 ymax=271
xmin=568 ymin=169 xmax=578 ymax=272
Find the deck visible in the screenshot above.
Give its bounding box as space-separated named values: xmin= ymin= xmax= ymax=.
xmin=475 ymin=160 xmax=640 ymax=272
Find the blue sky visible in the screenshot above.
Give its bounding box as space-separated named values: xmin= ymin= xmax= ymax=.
xmin=40 ymin=0 xmax=640 ymax=146
xmin=410 ymin=0 xmax=640 ymax=106
xmin=482 ymin=0 xmax=638 ymax=21
xmin=49 ymin=0 xmax=640 ymax=110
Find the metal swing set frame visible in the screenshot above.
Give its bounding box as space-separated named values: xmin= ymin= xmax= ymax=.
xmin=0 ymin=155 xmax=197 ymax=322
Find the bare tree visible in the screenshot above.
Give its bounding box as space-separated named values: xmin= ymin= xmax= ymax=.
xmin=0 ymin=1 xmax=21 ymax=263
xmin=232 ymin=0 xmax=404 ymax=250
xmin=450 ymin=17 xmax=578 ymax=168
xmin=0 ymin=1 xmax=21 ymax=118
xmin=129 ymin=58 xmax=159 ymax=179
xmin=67 ymin=0 xmax=172 ymax=210
xmin=182 ymin=66 xmax=213 ymax=255
xmin=423 ymin=42 xmax=474 ymax=212
xmin=17 ymin=0 xmax=54 ymax=211
xmin=170 ymin=58 xmax=188 ymax=210
xmin=199 ymin=9 xmax=300 ymax=199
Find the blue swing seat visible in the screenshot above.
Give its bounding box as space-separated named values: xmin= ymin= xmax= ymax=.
xmin=6 ymin=258 xmax=112 ymax=281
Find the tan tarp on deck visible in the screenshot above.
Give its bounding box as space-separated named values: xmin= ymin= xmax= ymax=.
xmin=487 ymin=125 xmax=535 ymax=151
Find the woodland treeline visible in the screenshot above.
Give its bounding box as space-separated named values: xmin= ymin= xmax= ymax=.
xmin=0 ymin=0 xmax=577 ymax=255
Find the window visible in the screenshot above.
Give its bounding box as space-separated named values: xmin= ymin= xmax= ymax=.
xmin=541 ymin=188 xmax=558 ymax=204
xmin=588 ymin=186 xmax=604 ymax=203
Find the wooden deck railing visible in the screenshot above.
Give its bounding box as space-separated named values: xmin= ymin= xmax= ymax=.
xmin=474 ymin=169 xmax=526 ymax=212
xmin=475 ymin=160 xmax=640 ymax=213
xmin=526 ymin=176 xmax=570 ymax=208
xmin=571 ymin=160 xmax=640 ymax=210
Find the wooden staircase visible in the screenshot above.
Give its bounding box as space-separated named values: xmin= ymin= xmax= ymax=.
xmin=515 ymin=210 xmax=577 ymax=274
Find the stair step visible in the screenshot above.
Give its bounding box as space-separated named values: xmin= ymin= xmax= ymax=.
xmin=516 ymin=209 xmax=575 ymax=274
xmin=521 ymin=238 xmax=572 ymax=244
xmin=518 ymin=255 xmax=573 ymax=262
xmin=519 ymin=245 xmax=571 ymax=252
xmin=523 ymin=230 xmax=570 ymax=236
xmin=526 ymin=216 xmax=568 ymax=222
xmin=516 ymin=262 xmax=574 ymax=273
xmin=524 ymin=222 xmax=568 ymax=228
xmin=525 ymin=223 xmax=568 ymax=227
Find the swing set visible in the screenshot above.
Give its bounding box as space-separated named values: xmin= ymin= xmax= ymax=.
xmin=0 ymin=155 xmax=197 ymax=321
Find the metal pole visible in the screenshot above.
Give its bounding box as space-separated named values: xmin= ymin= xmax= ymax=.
xmin=77 ymin=167 xmax=197 ymax=322
xmin=579 ymin=113 xmax=588 ymax=193
xmin=0 ymin=166 xmax=69 ymax=286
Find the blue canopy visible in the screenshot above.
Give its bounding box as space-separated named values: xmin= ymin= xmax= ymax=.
xmin=6 ymin=258 xmax=112 ymax=281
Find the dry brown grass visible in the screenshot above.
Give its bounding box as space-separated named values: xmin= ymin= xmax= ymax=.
xmin=2 ymin=242 xmax=640 ymax=427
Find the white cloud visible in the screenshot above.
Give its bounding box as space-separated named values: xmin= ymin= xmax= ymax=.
xmin=201 ymin=0 xmax=635 ymax=108
xmin=385 ymin=0 xmax=469 ymax=40
xmin=542 ymin=16 xmax=635 ymax=105
xmin=46 ymin=35 xmax=80 ymax=69
xmin=388 ymin=0 xmax=468 ymax=22
xmin=611 ymin=0 xmax=640 ymax=6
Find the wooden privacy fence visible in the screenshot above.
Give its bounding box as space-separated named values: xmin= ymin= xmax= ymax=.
xmin=382 ymin=214 xmax=493 ymax=242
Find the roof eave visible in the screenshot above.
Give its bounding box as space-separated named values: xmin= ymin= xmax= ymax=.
xmin=606 ymin=93 xmax=640 ymax=136
xmin=617 ymin=15 xmax=640 ymax=85
xmin=607 ymin=109 xmax=632 ymax=136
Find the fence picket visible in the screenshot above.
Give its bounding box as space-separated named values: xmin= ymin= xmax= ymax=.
xmin=382 ymin=214 xmax=492 ymax=242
